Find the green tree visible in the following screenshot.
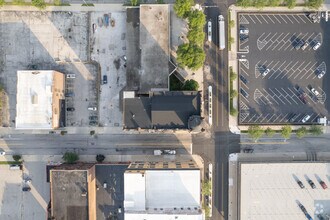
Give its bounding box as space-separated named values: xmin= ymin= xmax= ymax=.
xmin=182 ymin=79 xmax=199 ymax=91
xmin=177 ymin=43 xmax=205 ymax=70
xmin=285 ymin=0 xmax=296 ymax=8
xmin=170 ymin=75 xmax=183 ymax=91
xmin=265 ymin=127 xmax=276 ymax=137
xmin=309 ymin=125 xmax=323 ymax=136
xmin=268 ymin=0 xmax=281 ymax=6
xmin=187 ymin=10 xmax=206 ymax=30
xmin=174 ymin=0 xmax=193 ymax=18
xmin=187 ymin=28 xmax=205 ymax=47
xmin=0 ymin=0 xmax=5 ymax=6
xmin=228 ymin=36 xmax=234 ymax=45
xmin=306 ymin=0 xmax=323 ymax=8
xmin=62 ymin=152 xmax=79 ymax=164
xmin=230 ymin=106 xmax=238 ymax=116
xmin=96 ymin=154 xmax=105 ymax=163
xmin=281 ymin=125 xmax=292 ymax=140
xmin=230 ymin=90 xmax=238 ymax=99
xmin=202 ymin=180 xmax=211 ymax=196
xmin=13 ymin=155 xmax=22 ymax=162
xmin=296 ymin=127 xmax=307 ymax=139
xmin=203 ymin=204 xmax=211 ymax=218
xmin=32 ymin=0 xmax=46 ymax=9
xmin=229 ymin=20 xmax=235 ymax=28
xmin=230 ymin=71 xmax=237 ymax=81
xmin=248 ymin=125 xmax=264 ymax=142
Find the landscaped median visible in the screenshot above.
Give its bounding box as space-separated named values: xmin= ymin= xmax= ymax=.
xmin=229 ymin=67 xmax=238 ymax=117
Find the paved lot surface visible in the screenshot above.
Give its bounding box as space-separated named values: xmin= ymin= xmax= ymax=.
xmin=0 ymin=166 xmax=22 ymax=220
xmin=96 ymin=164 xmax=127 ymax=220
xmin=237 ymin=13 xmax=330 ymax=125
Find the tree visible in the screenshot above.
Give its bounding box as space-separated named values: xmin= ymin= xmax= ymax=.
xmin=96 ymin=154 xmax=105 ymax=163
xmin=32 ymin=0 xmax=46 ymax=9
xmin=62 ymin=152 xmax=79 ymax=164
xmin=228 ymin=36 xmax=234 ymax=45
xmin=230 ymin=71 xmax=237 ymax=81
xmin=182 ymin=79 xmax=199 ymax=91
xmin=265 ymin=127 xmax=276 ymax=137
xmin=230 ymin=90 xmax=238 ymax=99
xmin=202 ymin=180 xmax=211 ymax=196
xmin=230 ymin=107 xmax=238 ymax=116
xmin=306 ymin=0 xmax=323 ymax=8
xmin=248 ymin=125 xmax=264 ymax=142
xmin=174 ymin=0 xmax=193 ymax=18
xmin=187 ymin=10 xmax=206 ymax=30
xmin=177 ymin=43 xmax=205 ymax=70
xmin=281 ymin=125 xmax=292 ymax=140
xmin=229 ymin=20 xmax=235 ymax=28
xmin=90 ymin=130 xmax=95 ymax=136
xmin=187 ymin=28 xmax=205 ymax=47
xmin=203 ymin=204 xmax=211 ymax=218
xmin=130 ymin=0 xmax=139 ymax=6
xmin=285 ymin=0 xmax=296 ymax=8
xmin=296 ymin=127 xmax=307 ymax=139
xmin=309 ymin=125 xmax=323 ymax=136
xmin=13 ymin=155 xmax=22 ymax=162
xmin=0 ymin=0 xmax=5 ymax=7
xmin=236 ymin=0 xmax=252 ymax=7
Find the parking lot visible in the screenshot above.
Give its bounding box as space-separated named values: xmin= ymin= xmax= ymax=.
xmin=96 ymin=164 xmax=127 ymax=220
xmin=238 ymin=13 xmax=330 ymax=125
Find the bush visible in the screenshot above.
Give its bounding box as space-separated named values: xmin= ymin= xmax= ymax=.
xmin=305 ymin=0 xmax=323 ymax=8
xmin=285 ymin=0 xmax=296 ymax=8
xmin=13 ymin=155 xmax=22 ymax=162
xmin=254 ymin=0 xmax=267 ymax=8
xmin=230 ymin=71 xmax=237 ymax=81
xmin=96 ymin=154 xmax=105 ymax=163
xmin=229 ymin=20 xmax=235 ymax=28
xmin=130 ymin=0 xmax=139 ymax=6
xmin=0 ymin=0 xmax=5 ymax=6
xmin=230 ymin=90 xmax=238 ymax=99
xmin=281 ymin=125 xmax=292 ymax=139
xmin=170 ymin=74 xmax=184 ymax=91
xmin=230 ymin=106 xmax=238 ymax=116
xmin=248 ymin=125 xmax=263 ymax=142
xmin=265 ymin=127 xmax=275 ymax=137
xmin=309 ymin=125 xmax=323 ymax=136
xmin=202 ymin=180 xmax=211 ymax=196
xmin=203 ymin=204 xmax=211 ymax=218
xmin=236 ymin=0 xmax=251 ymax=7
xmin=174 ymin=0 xmax=193 ymax=18
xmin=182 ymin=79 xmax=199 ymax=91
xmin=188 ymin=10 xmax=206 ymax=30
xmin=90 ymin=130 xmax=95 ymax=136
xmin=62 ymin=152 xmax=79 ymax=164
xmin=296 ymin=127 xmax=307 ymax=139
xmin=187 ymin=28 xmax=205 ymax=47
xmin=177 ymin=43 xmax=205 ymax=70
xmin=32 ymin=0 xmax=46 ymax=9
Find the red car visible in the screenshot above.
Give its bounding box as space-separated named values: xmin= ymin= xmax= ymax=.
xmin=320 ymin=181 xmax=328 ymax=189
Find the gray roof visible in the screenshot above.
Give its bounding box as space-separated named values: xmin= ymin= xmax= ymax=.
xmin=123 ymin=92 xmax=200 ymax=129
xmin=51 ymin=170 xmax=88 ymax=220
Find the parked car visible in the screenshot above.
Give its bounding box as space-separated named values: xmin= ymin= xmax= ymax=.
xmin=103 ymin=75 xmax=108 ymax=84
xmin=320 ymin=180 xmax=328 ymax=189
xmin=240 ymin=75 xmax=248 ymax=85
xmin=262 ymin=68 xmax=270 ymax=77
xmin=207 ymin=21 xmax=212 ymax=42
xmin=103 ymin=182 xmax=107 ymax=188
xmin=297 ymin=180 xmax=305 ymax=189
xmin=295 ymin=40 xmax=304 ymax=50
xmin=308 ymin=179 xmax=316 ymax=189
xmin=299 ymin=93 xmax=307 ymax=104
xmin=318 ymin=70 xmax=325 ymax=79
xmin=89 ymin=116 xmax=98 ymax=120
xmin=22 ymin=187 xmax=31 ymax=192
xmin=67 ymin=107 xmax=75 ymax=111
xmin=240 ymin=88 xmax=249 ymax=98
xmin=313 ymin=42 xmax=321 ymax=50
xmin=0 ymin=151 xmax=5 ymax=156
xmin=289 ymin=113 xmax=299 ymax=123
xmin=65 ymin=92 xmax=74 ymax=97
xmin=302 ymin=115 xmax=311 ymax=123
xmin=240 ymin=27 xmax=249 ymax=35
xmin=88 ymin=107 xmax=97 ymax=111
xmin=301 ymin=42 xmax=309 ymax=50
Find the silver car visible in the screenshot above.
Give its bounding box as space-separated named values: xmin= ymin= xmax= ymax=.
xmin=207 ymin=21 xmax=212 ymax=42
xmin=313 ymin=42 xmax=321 ymax=50
xmin=262 ymin=68 xmax=270 ymax=77
xmin=318 ymin=70 xmax=325 ymax=79
xmin=302 ymin=115 xmax=311 ymax=123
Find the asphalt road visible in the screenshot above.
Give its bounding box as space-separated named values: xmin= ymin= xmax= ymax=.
xmin=0 ymin=133 xmax=192 ymax=155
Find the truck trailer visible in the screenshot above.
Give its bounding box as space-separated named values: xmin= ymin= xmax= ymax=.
xmin=218 ymin=15 xmax=225 ymax=50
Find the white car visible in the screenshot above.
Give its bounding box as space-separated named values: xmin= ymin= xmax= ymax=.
xmin=240 ymin=28 xmax=249 ymax=35
xmin=313 ymin=42 xmax=321 ymax=50
xmin=0 ymin=151 xmax=5 ymax=156
xmin=311 ymin=88 xmax=319 ymax=96
xmin=207 ymin=21 xmax=212 ymax=42
xmin=302 ymin=115 xmax=311 ymax=123
xmin=262 ymin=68 xmax=270 ymax=77
xmin=88 ymin=107 xmax=97 ymax=111
xmin=318 ymin=70 xmax=325 ymax=79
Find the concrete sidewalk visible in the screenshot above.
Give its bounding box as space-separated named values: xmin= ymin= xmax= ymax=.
xmin=0 ymin=4 xmax=126 ymax=11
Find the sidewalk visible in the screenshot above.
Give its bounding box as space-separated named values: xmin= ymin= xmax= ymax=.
xmin=0 ymin=4 xmax=126 ymax=11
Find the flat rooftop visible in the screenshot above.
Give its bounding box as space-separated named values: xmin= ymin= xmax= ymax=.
xmin=240 ymin=163 xmax=330 ymax=220
xmin=51 ymin=170 xmax=88 ymax=220
xmin=124 ymin=170 xmax=201 ymax=217
xmin=139 ymin=5 xmax=169 ymax=92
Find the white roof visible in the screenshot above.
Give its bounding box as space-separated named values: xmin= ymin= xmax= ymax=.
xmin=240 ymin=163 xmax=330 ymax=220
xmin=125 ymin=213 xmax=203 ymax=220
xmin=124 ymin=170 xmax=202 ymax=218
xmin=16 ymin=71 xmax=54 ymax=129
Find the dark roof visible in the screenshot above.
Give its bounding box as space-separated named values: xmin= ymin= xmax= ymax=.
xmin=151 ymin=93 xmax=200 ymax=129
xmin=123 ymin=92 xmax=200 ymax=129
xmin=124 ymin=97 xmax=152 ymax=129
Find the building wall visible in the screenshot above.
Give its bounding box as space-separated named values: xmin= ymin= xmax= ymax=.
xmin=88 ymin=165 xmax=97 ymax=220
xmin=52 ymin=71 xmax=65 ymax=129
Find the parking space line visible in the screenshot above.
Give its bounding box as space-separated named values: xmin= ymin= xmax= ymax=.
xmin=240 ymin=68 xmax=250 ymax=76
xmin=276 ymin=88 xmax=291 ymax=104
xmin=285 ymin=15 xmax=294 ymax=24
xmin=265 ymin=33 xmax=283 ymax=51
xmin=311 ymin=113 xmax=319 ymax=122
xmin=273 ymin=33 xmax=291 ymax=51
xmin=271 ymin=15 xmax=281 ymax=24
xmin=253 ymin=15 xmax=263 ymax=24
xmin=263 ymin=88 xmax=279 ymax=105
xmin=260 ymin=15 xmax=269 ymax=24
xmin=284 ymin=61 xmax=300 ymax=76
xmin=274 ymin=114 xmax=282 ymax=122
xmin=280 ymin=113 xmax=289 ymax=122
xmin=269 ymin=61 xmax=286 ymax=79
xmin=275 ymin=61 xmax=292 ymax=79
xmin=259 ymin=113 xmax=268 ymax=123
xmin=287 ymin=61 xmax=305 ymax=79
xmin=248 ymin=15 xmax=256 ymax=24
xmin=268 ymin=88 xmax=284 ymax=104
xmin=297 ymin=15 xmax=307 ymax=24
xmin=247 ymin=114 xmax=257 ymax=122
xmin=266 ymin=15 xmax=275 ymax=24
xmin=279 ymin=15 xmax=288 ymax=24
xmin=281 ymin=88 xmax=296 ymax=104
xmin=291 ymin=15 xmax=301 ymax=23
xmin=240 ymin=94 xmax=249 ymax=102
xmin=267 ymin=114 xmax=276 ymax=122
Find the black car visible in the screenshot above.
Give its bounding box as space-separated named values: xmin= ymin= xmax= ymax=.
xmin=240 ymin=88 xmax=249 ymax=98
xmin=67 ymin=107 xmax=75 ymax=111
xmin=297 ymin=180 xmax=305 ymax=189
xmin=103 ymin=75 xmax=108 ymax=84
xmin=22 ymin=187 xmax=31 ymax=192
xmin=89 ymin=116 xmax=98 ymax=120
xmin=295 ymin=40 xmax=304 ymax=50
xmin=65 ymin=92 xmax=74 ymax=97
xmin=308 ymin=179 xmax=316 ymax=189
xmin=240 ymin=75 xmax=248 ymax=85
